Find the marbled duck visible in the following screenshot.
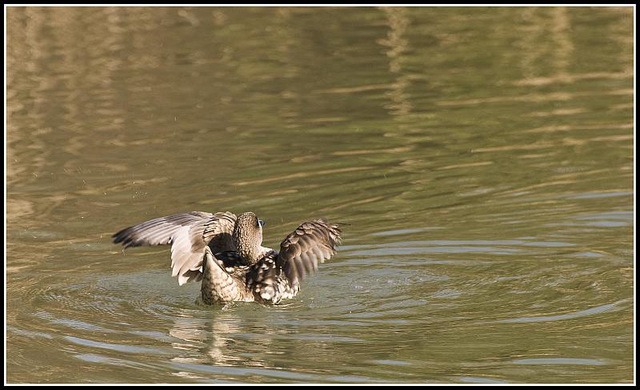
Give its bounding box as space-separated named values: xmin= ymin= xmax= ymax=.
xmin=112 ymin=211 xmax=342 ymax=304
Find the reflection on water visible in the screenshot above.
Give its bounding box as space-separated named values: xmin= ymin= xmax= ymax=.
xmin=6 ymin=6 xmax=634 ymax=384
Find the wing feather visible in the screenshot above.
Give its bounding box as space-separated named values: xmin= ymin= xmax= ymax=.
xmin=277 ymin=219 xmax=342 ymax=288
xmin=112 ymin=211 xmax=237 ymax=285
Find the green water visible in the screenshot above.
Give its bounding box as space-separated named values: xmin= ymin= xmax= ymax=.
xmin=6 ymin=6 xmax=634 ymax=384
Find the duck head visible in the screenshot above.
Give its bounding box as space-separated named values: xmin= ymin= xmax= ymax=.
xmin=233 ymin=212 xmax=266 ymax=263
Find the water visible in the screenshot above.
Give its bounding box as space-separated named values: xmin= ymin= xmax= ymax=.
xmin=6 ymin=6 xmax=634 ymax=384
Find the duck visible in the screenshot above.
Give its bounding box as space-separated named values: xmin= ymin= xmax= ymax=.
xmin=112 ymin=211 xmax=342 ymax=305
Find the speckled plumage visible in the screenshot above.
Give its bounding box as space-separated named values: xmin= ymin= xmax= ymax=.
xmin=112 ymin=211 xmax=342 ymax=305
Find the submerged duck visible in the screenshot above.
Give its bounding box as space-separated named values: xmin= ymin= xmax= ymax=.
xmin=112 ymin=211 xmax=342 ymax=305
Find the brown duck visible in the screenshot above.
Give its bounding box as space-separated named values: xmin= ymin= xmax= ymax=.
xmin=112 ymin=211 xmax=342 ymax=304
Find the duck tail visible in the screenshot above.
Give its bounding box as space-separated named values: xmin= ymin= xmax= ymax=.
xmin=200 ymin=247 xmax=251 ymax=304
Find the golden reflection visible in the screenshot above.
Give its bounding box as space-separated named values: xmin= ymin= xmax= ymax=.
xmin=177 ymin=9 xmax=201 ymax=26
xmin=518 ymin=152 xmax=559 ymax=160
xmin=512 ymin=71 xmax=631 ymax=87
xmin=6 ymin=8 xmax=50 ymax=193
xmin=52 ymin=9 xmax=84 ymax=161
xmin=472 ymin=140 xmax=556 ymax=153
xmin=549 ymin=7 xmax=573 ymax=79
xmin=522 ymin=123 xmax=632 ymax=133
xmin=379 ymin=7 xmax=412 ymax=118
xmin=332 ymin=146 xmax=414 ymax=156
xmin=264 ymin=188 xmax=298 ymax=197
xmin=6 ymin=199 xmax=34 ymax=226
xmin=436 ymin=161 xmax=494 ymax=171
xmin=473 ymin=131 xmax=632 ymax=154
xmin=211 ymin=9 xmax=228 ymax=26
xmin=516 ymin=7 xmax=543 ymax=80
xmin=168 ymin=308 xmax=298 ymax=370
xmin=60 ymin=7 xmax=128 ymax=162
xmin=7 ymin=7 xmax=137 ymax=225
xmin=128 ymin=8 xmax=163 ymax=70
xmin=169 ymin=311 xmax=246 ymax=366
xmin=527 ymin=107 xmax=587 ymax=117
xmin=318 ymin=84 xmax=390 ymax=94
xmin=605 ymin=8 xmax=633 ymax=75
xmin=516 ymin=7 xmax=574 ymax=82
xmin=304 ymin=117 xmax=350 ymax=123
xmin=272 ymin=8 xmax=302 ymax=127
xmin=437 ymin=88 xmax=632 ymax=106
xmin=514 ymin=7 xmax=632 ymax=86
xmin=234 ymin=166 xmax=372 ymax=186
xmin=561 ymin=135 xmax=632 ymax=146
xmin=609 ymin=102 xmax=634 ymax=111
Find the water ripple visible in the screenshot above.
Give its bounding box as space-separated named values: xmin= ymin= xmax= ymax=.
xmin=512 ymin=358 xmax=606 ymax=366
xmin=64 ymin=335 xmax=171 ymax=355
xmin=498 ymin=299 xmax=629 ymax=323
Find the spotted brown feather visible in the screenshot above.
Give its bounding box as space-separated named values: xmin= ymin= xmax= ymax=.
xmin=112 ymin=211 xmax=237 ymax=285
xmin=278 ymin=219 xmax=342 ymax=289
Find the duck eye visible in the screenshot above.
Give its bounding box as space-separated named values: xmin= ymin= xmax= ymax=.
xmin=258 ymin=220 xmax=265 ymax=227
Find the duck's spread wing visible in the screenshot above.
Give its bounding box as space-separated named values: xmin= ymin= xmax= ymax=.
xmin=112 ymin=211 xmax=237 ymax=285
xmin=277 ymin=219 xmax=342 ymax=289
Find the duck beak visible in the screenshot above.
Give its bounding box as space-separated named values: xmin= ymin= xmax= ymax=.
xmin=258 ymin=220 xmax=265 ymax=227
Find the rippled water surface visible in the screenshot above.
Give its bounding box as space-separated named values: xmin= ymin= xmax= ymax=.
xmin=6 ymin=6 xmax=635 ymax=384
